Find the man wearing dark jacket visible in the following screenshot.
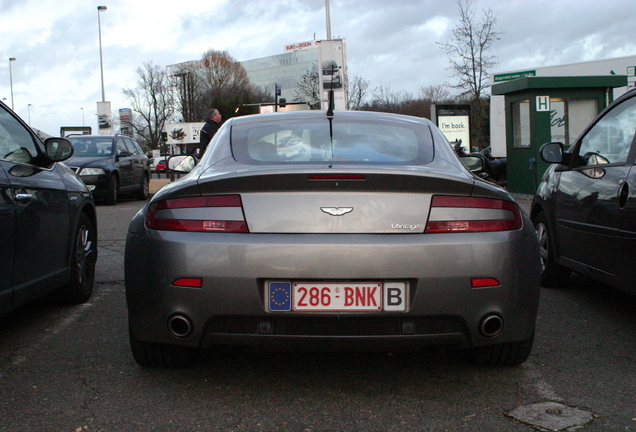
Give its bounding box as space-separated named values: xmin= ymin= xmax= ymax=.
xmin=199 ymin=108 xmax=222 ymax=156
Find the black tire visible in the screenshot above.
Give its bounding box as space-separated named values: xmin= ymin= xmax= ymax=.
xmin=468 ymin=332 xmax=534 ymax=367
xmin=129 ymin=325 xmax=199 ymax=368
xmin=57 ymin=213 xmax=97 ymax=304
xmin=533 ymin=211 xmax=571 ymax=287
xmin=105 ymin=175 xmax=118 ymax=206
xmin=135 ymin=174 xmax=149 ymax=200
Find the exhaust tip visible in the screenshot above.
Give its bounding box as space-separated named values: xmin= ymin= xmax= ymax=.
xmin=479 ymin=314 xmax=504 ymax=337
xmin=168 ymin=314 xmax=193 ymax=338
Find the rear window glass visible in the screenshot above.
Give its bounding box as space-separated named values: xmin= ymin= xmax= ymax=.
xmin=231 ymin=118 xmax=434 ymax=165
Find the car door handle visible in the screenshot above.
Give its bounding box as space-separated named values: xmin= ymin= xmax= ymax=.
xmin=15 ymin=193 xmax=33 ymax=201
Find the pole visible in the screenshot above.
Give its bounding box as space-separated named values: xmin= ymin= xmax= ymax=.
xmin=325 ymin=0 xmax=332 ymax=40
xmin=9 ymin=58 xmax=16 ymax=110
xmin=27 ymin=104 xmax=31 ymax=125
xmin=97 ymin=6 xmax=107 ymax=102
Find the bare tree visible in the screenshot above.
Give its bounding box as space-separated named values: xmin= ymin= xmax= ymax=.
xmin=419 ymin=85 xmax=452 ymax=104
xmin=293 ymin=63 xmax=321 ymax=108
xmin=198 ymin=50 xmax=254 ymax=120
xmin=122 ymin=62 xmax=175 ymax=150
xmin=437 ymin=0 xmax=501 ymax=100
xmin=346 ymin=71 xmax=370 ymax=110
xmin=170 ymin=60 xmax=204 ymax=122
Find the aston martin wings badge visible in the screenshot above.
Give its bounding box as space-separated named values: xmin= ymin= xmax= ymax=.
xmin=321 ymin=207 xmax=354 ymax=216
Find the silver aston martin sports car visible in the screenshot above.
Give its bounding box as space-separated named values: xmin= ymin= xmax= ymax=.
xmin=125 ymin=110 xmax=540 ymax=368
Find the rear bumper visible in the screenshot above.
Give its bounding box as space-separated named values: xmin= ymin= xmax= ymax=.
xmin=125 ymin=225 xmax=540 ymax=351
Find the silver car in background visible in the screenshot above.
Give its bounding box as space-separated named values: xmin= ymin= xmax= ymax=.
xmin=125 ymin=110 xmax=540 ymax=368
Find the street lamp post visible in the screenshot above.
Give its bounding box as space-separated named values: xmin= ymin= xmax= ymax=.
xmin=9 ymin=57 xmax=16 ymax=110
xmin=97 ymin=6 xmax=107 ymax=102
xmin=81 ymin=107 xmax=85 ymax=126
xmin=27 ymin=103 xmax=32 ymax=125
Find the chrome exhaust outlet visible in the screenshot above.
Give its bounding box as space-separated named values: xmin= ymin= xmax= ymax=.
xmin=479 ymin=314 xmax=504 ymax=337
xmin=168 ymin=314 xmax=193 ymax=338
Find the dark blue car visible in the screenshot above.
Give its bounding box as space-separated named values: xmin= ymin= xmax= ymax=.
xmin=66 ymin=135 xmax=150 ymax=205
xmin=0 ymin=100 xmax=97 ymax=316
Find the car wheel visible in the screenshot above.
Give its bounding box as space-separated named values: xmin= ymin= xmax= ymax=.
xmin=135 ymin=175 xmax=149 ymax=200
xmin=533 ymin=212 xmax=571 ymax=287
xmin=129 ymin=325 xmax=200 ymax=368
xmin=467 ymin=332 xmax=534 ymax=367
xmin=105 ymin=175 xmax=118 ymax=206
xmin=57 ymin=213 xmax=97 ymax=304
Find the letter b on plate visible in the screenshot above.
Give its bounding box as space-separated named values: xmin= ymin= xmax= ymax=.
xmin=383 ymin=282 xmax=407 ymax=312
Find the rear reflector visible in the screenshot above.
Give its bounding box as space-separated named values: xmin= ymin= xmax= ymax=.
xmin=471 ymin=278 xmax=501 ymax=288
xmin=145 ymin=195 xmax=249 ymax=233
xmin=172 ymin=278 xmax=203 ymax=288
xmin=425 ymin=195 xmax=522 ymax=233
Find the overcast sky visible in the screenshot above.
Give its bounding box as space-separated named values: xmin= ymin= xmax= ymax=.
xmin=1 ymin=0 xmax=635 ymax=136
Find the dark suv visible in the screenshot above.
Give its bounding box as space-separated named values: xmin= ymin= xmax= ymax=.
xmin=66 ymin=135 xmax=150 ymax=205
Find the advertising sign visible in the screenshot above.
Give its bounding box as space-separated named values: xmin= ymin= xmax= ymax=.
xmin=284 ymin=40 xmax=319 ymax=52
xmin=119 ymin=108 xmax=133 ymax=136
xmin=96 ymin=101 xmax=112 ymax=135
xmin=430 ymin=104 xmax=471 ymax=152
xmin=165 ymin=122 xmax=205 ymax=145
xmin=438 ymin=116 xmax=471 ymax=152
xmin=318 ymin=39 xmax=347 ymax=111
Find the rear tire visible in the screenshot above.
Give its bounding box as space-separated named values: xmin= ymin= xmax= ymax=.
xmin=533 ymin=211 xmax=571 ymax=287
xmin=129 ymin=325 xmax=199 ymax=368
xmin=105 ymin=175 xmax=118 ymax=206
xmin=468 ymin=332 xmax=534 ymax=367
xmin=57 ymin=213 xmax=96 ymax=304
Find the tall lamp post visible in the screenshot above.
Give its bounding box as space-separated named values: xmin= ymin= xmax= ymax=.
xmin=9 ymin=57 xmax=16 ymax=110
xmin=97 ymin=6 xmax=107 ymax=102
xmin=27 ymin=103 xmax=32 ymax=125
xmin=81 ymin=107 xmax=85 ymax=126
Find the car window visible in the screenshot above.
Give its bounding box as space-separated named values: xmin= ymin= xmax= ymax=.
xmin=68 ymin=138 xmax=114 ymax=156
xmin=232 ymin=118 xmax=434 ymax=165
xmin=132 ymin=140 xmax=144 ymax=155
xmin=0 ymin=105 xmax=40 ymax=164
xmin=116 ymin=138 xmax=128 ymax=154
xmin=577 ymin=95 xmax=636 ymax=166
xmin=123 ymin=138 xmax=138 ymax=155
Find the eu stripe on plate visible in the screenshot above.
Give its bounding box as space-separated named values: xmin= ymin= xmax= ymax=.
xmin=269 ymin=282 xmax=291 ymax=311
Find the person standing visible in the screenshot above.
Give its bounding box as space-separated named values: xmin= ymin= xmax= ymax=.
xmin=199 ymin=108 xmax=222 ymax=156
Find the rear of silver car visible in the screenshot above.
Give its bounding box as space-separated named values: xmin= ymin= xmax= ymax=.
xmin=125 ymin=112 xmax=540 ymax=367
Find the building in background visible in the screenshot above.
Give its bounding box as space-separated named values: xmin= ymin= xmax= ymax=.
xmin=490 ymin=55 xmax=636 ymax=158
xmin=168 ymin=39 xmax=348 ymax=113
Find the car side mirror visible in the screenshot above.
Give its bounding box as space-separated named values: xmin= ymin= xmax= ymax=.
xmin=117 ymin=150 xmax=132 ymax=159
xmin=169 ymin=155 xmax=197 ymax=173
xmin=45 ymin=137 xmax=74 ymax=162
xmin=539 ymin=142 xmax=564 ymax=164
xmin=459 ymin=155 xmax=485 ymax=172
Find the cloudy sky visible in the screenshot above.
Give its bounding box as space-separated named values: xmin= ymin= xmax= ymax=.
xmin=1 ymin=0 xmax=635 ymax=136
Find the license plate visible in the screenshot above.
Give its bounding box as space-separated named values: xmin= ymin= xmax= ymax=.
xmin=267 ymin=281 xmax=407 ymax=312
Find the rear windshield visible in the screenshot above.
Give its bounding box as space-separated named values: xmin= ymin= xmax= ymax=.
xmin=231 ymin=118 xmax=434 ymax=165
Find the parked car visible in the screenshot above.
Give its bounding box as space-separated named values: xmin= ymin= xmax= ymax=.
xmin=0 ymin=100 xmax=98 ymax=316
xmin=125 ymin=110 xmax=540 ymax=368
xmin=65 ymin=135 xmax=150 ymax=205
xmin=532 ymin=88 xmax=636 ymax=291
xmin=154 ymin=159 xmax=167 ymax=173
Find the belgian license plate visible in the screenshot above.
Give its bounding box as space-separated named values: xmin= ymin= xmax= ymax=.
xmin=267 ymin=282 xmax=407 ymax=312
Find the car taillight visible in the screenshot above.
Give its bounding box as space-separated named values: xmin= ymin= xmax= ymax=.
xmin=145 ymin=195 xmax=249 ymax=233
xmin=425 ymin=195 xmax=522 ymax=233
